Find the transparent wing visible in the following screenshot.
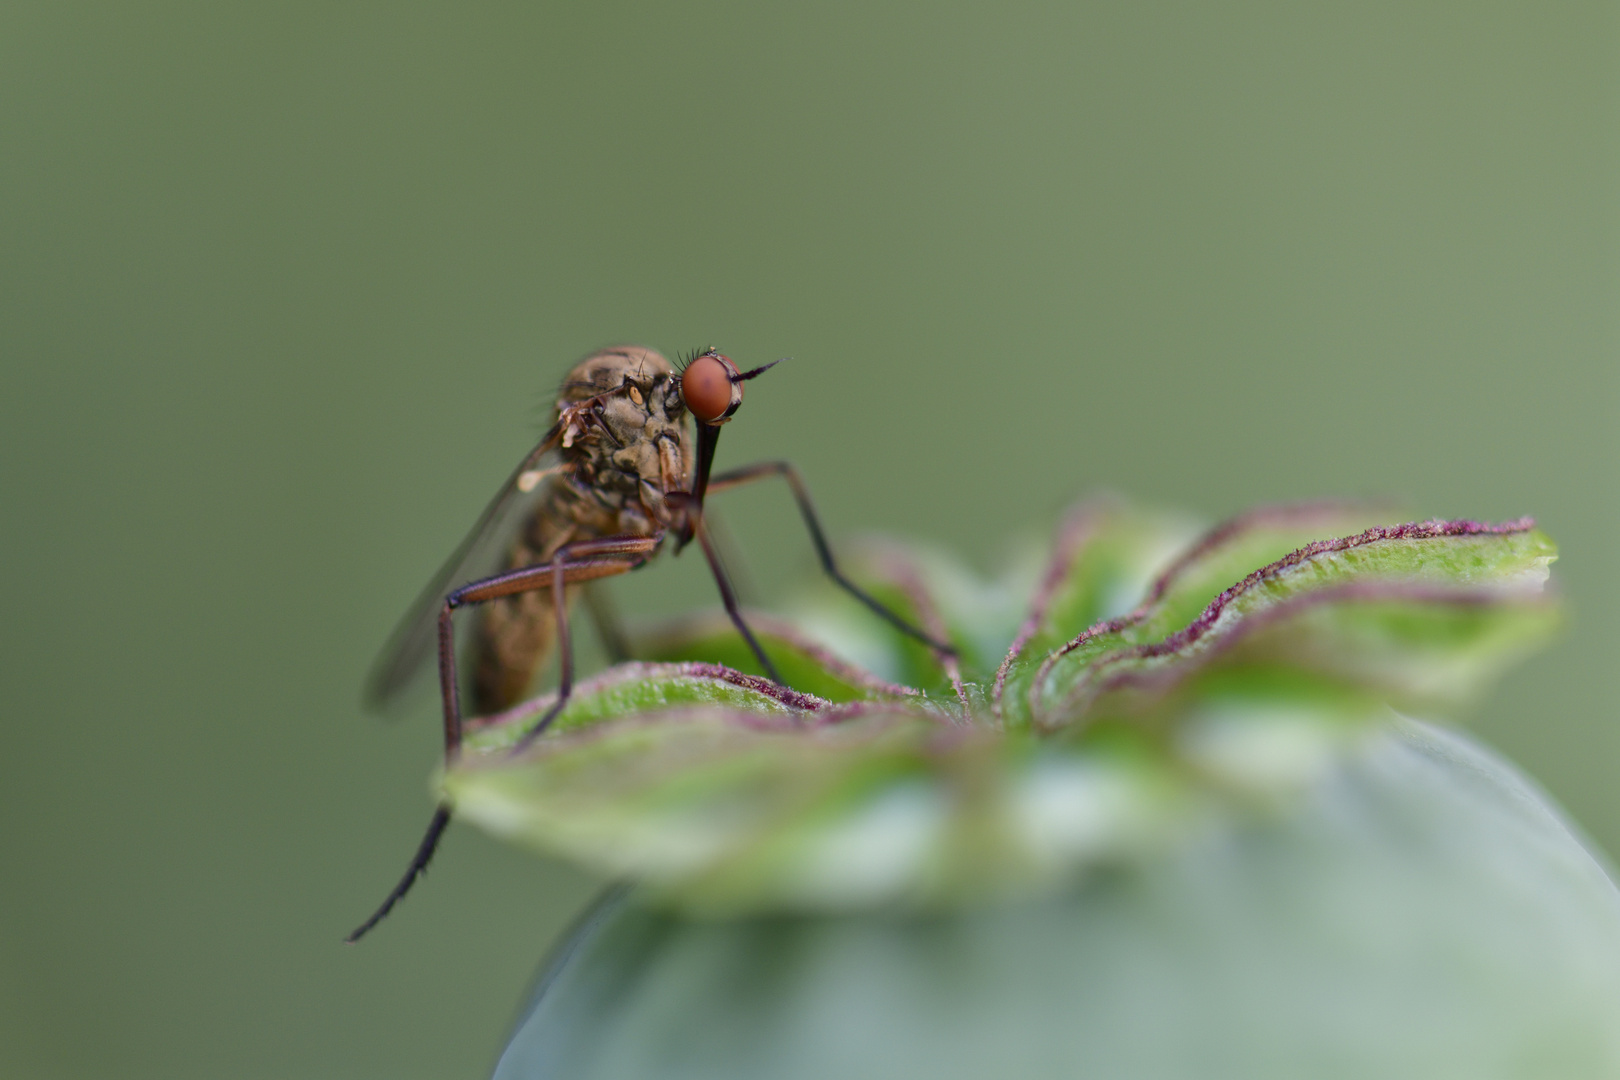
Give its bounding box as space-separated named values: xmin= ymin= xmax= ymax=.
xmin=363 ymin=423 xmax=565 ymax=711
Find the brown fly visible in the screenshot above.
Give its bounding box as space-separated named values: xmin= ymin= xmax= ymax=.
xmin=347 ymin=345 xmax=952 ymax=941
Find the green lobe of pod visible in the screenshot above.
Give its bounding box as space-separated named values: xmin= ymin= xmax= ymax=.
xmin=446 ymin=500 xmax=1561 ymax=914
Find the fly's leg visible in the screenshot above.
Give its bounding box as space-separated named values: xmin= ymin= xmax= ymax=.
xmin=345 ymin=533 xmax=660 ymax=944
xmin=449 ymin=535 xmax=660 ymax=749
xmin=689 ymin=511 xmax=785 ymax=685
xmin=705 ymin=461 xmax=957 ymax=655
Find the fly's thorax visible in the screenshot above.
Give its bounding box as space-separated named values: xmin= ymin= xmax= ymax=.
xmin=558 ymin=346 xmax=676 ymax=406
xmin=552 ymin=346 xmax=693 ymax=530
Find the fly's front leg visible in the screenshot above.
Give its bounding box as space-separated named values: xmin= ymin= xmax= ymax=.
xmin=705 ymin=461 xmax=957 ymax=655
xmin=690 ymin=512 xmax=785 ymax=686
xmin=346 ymin=532 xmax=659 ymax=943
xmin=668 ymin=487 xmax=786 ymax=686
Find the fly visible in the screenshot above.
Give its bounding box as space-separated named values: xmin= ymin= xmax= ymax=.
xmin=347 ymin=345 xmax=953 ymax=941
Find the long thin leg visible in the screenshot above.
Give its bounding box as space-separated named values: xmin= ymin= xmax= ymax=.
xmin=343 ymin=806 xmax=452 ymax=944
xmin=705 ymin=461 xmax=957 ymax=654
xmin=346 ymin=533 xmax=660 ymax=943
xmin=675 ymin=422 xmax=783 ymax=684
xmin=698 ymin=504 xmax=758 ymax=606
xmin=445 ymin=533 xmax=661 ymax=746
xmin=690 ymin=512 xmax=784 ymax=685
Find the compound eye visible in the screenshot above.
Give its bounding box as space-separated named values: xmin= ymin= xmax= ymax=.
xmin=681 ymin=353 xmax=741 ymax=425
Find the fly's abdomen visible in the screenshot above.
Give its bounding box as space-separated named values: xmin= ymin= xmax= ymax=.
xmin=472 ymin=580 xmax=572 ymax=713
xmin=471 ymin=508 xmax=578 ymax=713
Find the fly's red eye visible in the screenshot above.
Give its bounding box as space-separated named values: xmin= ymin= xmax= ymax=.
xmin=681 ymin=353 xmax=739 ymax=424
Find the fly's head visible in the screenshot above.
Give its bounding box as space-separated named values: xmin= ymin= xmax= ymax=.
xmin=553 ymin=346 xmax=782 ymax=533
xmin=668 ymin=348 xmax=783 ymax=549
xmin=675 ymin=348 xmax=781 ymax=427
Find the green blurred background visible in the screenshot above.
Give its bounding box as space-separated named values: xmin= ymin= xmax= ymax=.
xmin=0 ymin=2 xmax=1613 ymax=1077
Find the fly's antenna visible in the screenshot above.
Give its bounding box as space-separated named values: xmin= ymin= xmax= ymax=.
xmin=732 ymin=359 xmax=784 ymax=382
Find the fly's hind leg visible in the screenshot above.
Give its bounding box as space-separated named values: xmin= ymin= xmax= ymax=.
xmin=704 ymin=461 xmax=957 ymax=655
xmin=346 ymin=533 xmax=661 ymax=943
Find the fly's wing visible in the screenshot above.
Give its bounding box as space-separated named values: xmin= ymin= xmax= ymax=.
xmin=363 ymin=423 xmax=565 ymax=712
